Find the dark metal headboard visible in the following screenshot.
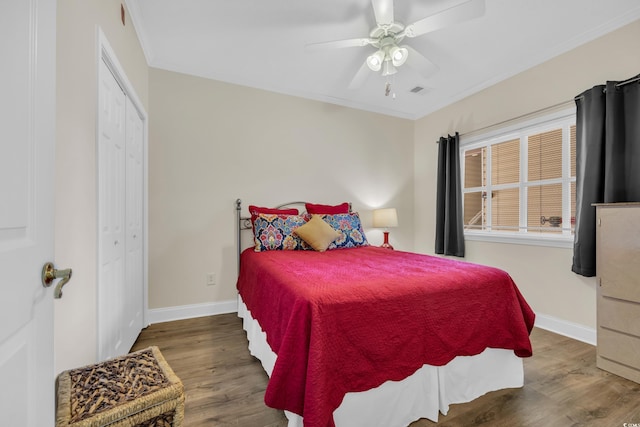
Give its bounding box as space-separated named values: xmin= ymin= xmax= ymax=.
xmin=235 ymin=199 xmax=352 ymax=274
xmin=236 ymin=199 xmax=310 ymax=275
xmin=236 ymin=199 xmax=250 ymax=275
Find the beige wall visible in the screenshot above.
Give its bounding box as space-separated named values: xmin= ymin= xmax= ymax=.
xmin=54 ymin=0 xmax=148 ymax=373
xmin=414 ymin=20 xmax=640 ymax=331
xmin=148 ymin=68 xmax=415 ymax=309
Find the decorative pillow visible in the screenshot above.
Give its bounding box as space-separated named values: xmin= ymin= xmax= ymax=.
xmin=248 ymin=205 xmax=299 ymax=215
xmin=294 ymin=215 xmax=341 ymax=252
xmin=249 ymin=205 xmax=300 ymax=236
xmin=320 ymin=212 xmax=369 ymax=250
xmin=253 ymin=213 xmax=310 ymax=251
xmin=305 ymin=202 xmax=350 ymax=215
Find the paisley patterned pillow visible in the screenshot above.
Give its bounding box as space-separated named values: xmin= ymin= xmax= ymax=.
xmin=253 ymin=214 xmax=310 ymax=251
xmin=320 ymin=212 xmax=369 ymax=250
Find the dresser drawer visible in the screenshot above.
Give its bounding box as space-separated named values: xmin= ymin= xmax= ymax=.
xmin=598 ymin=296 xmax=640 ymax=336
xmin=598 ymin=327 xmax=640 ymax=371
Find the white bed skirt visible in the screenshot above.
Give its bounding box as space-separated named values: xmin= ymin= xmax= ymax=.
xmin=237 ymin=296 xmax=523 ymax=427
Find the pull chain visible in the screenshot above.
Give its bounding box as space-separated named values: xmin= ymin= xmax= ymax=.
xmin=384 ymin=75 xmax=397 ymax=99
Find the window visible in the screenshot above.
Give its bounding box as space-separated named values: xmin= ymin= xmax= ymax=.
xmin=461 ymin=109 xmax=576 ymax=247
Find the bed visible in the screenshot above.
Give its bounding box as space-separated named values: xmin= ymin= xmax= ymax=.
xmin=235 ymin=199 xmax=535 ymax=427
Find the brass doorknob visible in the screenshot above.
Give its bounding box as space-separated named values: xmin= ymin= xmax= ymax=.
xmin=42 ymin=262 xmax=73 ymax=299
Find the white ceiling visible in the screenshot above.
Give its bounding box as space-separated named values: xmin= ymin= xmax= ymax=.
xmin=126 ymin=0 xmax=640 ymax=120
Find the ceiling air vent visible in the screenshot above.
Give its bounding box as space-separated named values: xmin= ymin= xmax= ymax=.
xmin=410 ymin=86 xmax=425 ymax=94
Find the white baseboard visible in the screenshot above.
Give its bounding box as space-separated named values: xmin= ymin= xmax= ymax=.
xmin=147 ymin=300 xmax=238 ymax=325
xmin=534 ymin=313 xmax=596 ymax=346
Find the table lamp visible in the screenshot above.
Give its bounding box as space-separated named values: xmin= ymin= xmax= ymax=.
xmin=372 ymin=208 xmax=398 ymax=249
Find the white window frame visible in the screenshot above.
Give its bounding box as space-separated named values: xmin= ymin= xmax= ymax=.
xmin=460 ymin=107 xmax=576 ymax=248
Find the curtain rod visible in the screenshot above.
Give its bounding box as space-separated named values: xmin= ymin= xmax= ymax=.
xmin=454 ymin=99 xmax=575 ymax=140
xmin=576 ymin=74 xmax=640 ymax=98
xmin=443 ymin=75 xmax=639 ymax=142
xmin=616 ymin=74 xmax=640 ymax=87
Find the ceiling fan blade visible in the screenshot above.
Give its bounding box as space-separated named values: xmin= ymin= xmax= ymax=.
xmin=403 ymin=0 xmax=485 ymax=38
xmin=371 ymin=0 xmax=394 ymax=26
xmin=348 ymin=60 xmax=371 ymax=90
xmin=305 ymin=37 xmax=375 ymax=52
xmin=404 ymin=45 xmax=439 ymax=79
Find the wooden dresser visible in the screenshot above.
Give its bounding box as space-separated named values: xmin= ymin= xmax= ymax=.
xmin=595 ymin=203 xmax=640 ymax=383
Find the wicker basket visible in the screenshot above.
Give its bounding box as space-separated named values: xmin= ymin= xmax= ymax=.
xmin=56 ymin=346 xmax=184 ymax=427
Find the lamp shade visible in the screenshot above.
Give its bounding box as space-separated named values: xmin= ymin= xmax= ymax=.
xmin=381 ymin=60 xmax=397 ymax=76
xmin=372 ymin=208 xmax=398 ymax=228
xmin=366 ymin=50 xmax=385 ymax=71
xmin=389 ymin=45 xmax=408 ymax=67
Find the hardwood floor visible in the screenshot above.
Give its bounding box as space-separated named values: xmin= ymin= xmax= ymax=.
xmin=131 ymin=314 xmax=640 ymax=427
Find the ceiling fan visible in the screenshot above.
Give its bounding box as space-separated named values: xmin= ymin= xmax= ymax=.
xmin=306 ymin=0 xmax=486 ymax=89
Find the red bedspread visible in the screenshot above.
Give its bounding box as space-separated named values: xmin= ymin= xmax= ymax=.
xmin=237 ymin=246 xmax=535 ymax=427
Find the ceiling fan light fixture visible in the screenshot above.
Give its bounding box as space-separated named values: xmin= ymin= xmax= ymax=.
xmin=389 ymin=45 xmax=408 ymax=67
xmin=366 ymin=50 xmax=385 ymax=71
xmin=309 ymin=0 xmax=487 ymax=89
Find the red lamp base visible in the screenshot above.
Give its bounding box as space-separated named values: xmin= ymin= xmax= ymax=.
xmin=380 ymin=231 xmax=394 ymax=250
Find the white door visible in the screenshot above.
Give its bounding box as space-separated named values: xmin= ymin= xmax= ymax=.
xmin=124 ymin=96 xmax=144 ymax=351
xmin=98 ymin=59 xmax=145 ymax=360
xmin=0 ymin=0 xmax=56 ymax=426
xmin=98 ymin=58 xmax=127 ymax=360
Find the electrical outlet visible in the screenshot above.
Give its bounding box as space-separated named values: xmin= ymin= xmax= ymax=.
xmin=206 ymin=272 xmax=216 ymax=286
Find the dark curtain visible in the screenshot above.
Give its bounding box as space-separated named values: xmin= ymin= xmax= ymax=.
xmin=572 ymin=74 xmax=640 ymax=277
xmin=435 ymin=132 xmax=465 ymax=257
